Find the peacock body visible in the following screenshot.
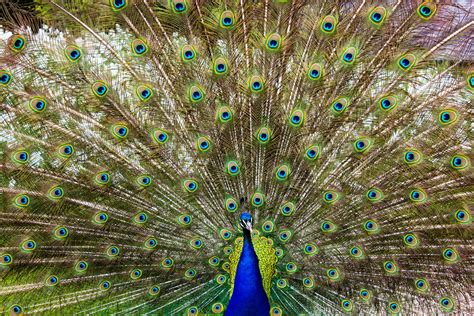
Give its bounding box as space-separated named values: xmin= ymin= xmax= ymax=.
xmin=0 ymin=0 xmax=473 ymax=315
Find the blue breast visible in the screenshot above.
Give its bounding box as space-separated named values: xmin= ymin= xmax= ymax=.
xmin=226 ymin=231 xmax=270 ymax=316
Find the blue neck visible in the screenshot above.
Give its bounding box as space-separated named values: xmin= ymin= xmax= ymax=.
xmin=225 ymin=230 xmax=270 ymax=316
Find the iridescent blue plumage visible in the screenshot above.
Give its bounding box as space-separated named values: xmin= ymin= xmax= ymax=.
xmin=226 ymin=213 xmax=270 ymax=316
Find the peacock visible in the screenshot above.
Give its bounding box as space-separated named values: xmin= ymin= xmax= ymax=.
xmin=0 ymin=0 xmax=473 ymax=314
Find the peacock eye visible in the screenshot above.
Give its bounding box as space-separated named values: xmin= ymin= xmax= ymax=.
xmin=321 ymin=15 xmax=337 ymax=34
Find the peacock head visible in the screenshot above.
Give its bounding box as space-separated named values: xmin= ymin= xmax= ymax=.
xmin=240 ymin=212 xmax=253 ymax=232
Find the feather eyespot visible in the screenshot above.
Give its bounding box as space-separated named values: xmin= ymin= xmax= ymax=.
xmin=286 ymin=262 xmax=297 ymax=273
xmin=93 ymin=212 xmax=109 ymax=225
xmin=151 ymin=129 xmax=170 ymax=145
xmin=20 ymin=239 xmax=37 ymax=252
xmin=9 ymin=305 xmax=23 ymax=315
xmin=417 ymin=2 xmax=436 ymax=20
xmin=13 ymin=194 xmax=30 ymax=208
xmin=271 ymin=306 xmax=283 ymax=315
xmin=409 ymin=188 xmax=427 ymax=203
xmin=211 ymin=303 xmax=223 ymax=313
xmin=196 ymin=136 xmax=211 ymax=153
xmin=398 ymin=53 xmax=416 ymax=71
xmin=110 ymin=0 xmax=128 ymax=11
xmin=366 ymin=188 xmax=383 ymax=202
xmin=341 ymin=47 xmax=357 ymax=64
xmin=65 ymin=45 xmax=82 ymax=62
xmin=353 ymin=137 xmax=373 ymax=153
xmin=189 ymin=238 xmax=203 ymax=250
xmin=161 ymin=257 xmax=174 ymax=269
xmin=184 ymin=268 xmax=196 ymax=280
xmin=323 ymin=190 xmax=340 ymax=204
xmin=0 ymin=70 xmax=12 ymax=85
xmin=387 ymin=301 xmax=401 ymax=314
xmin=450 ymin=154 xmax=469 ymax=170
xmin=136 ymin=85 xmax=153 ymax=102
xmin=349 ymin=245 xmax=364 ymax=259
xmin=9 ymin=34 xmax=26 ymax=52
xmin=188 ymin=85 xmax=205 ymax=103
xmin=181 ymin=44 xmax=196 ymax=62
xmin=439 ymin=297 xmax=454 ymax=312
xmin=403 ymin=233 xmax=419 ymax=248
xmin=438 ymin=109 xmax=458 ymax=126
xmin=100 ymin=280 xmax=111 ymax=290
xmin=177 ymin=214 xmax=192 ymax=226
xmin=403 ymin=149 xmax=423 ymax=165
xmin=369 ymin=6 xmax=387 ymax=26
xmin=224 ymin=197 xmax=238 ymax=212
xmin=137 ymin=175 xmax=152 ymax=187
xmin=209 ymin=256 xmax=220 ymax=267
xmin=331 ymin=97 xmax=350 ymax=114
xmin=262 ymin=220 xmax=274 ymax=233
xmin=130 ymin=268 xmax=142 ymax=280
xmin=170 ymin=0 xmax=188 ymax=14
xmin=379 ymin=95 xmax=398 ymax=111
xmin=304 ymin=243 xmax=319 ymax=256
xmin=94 ymin=171 xmax=111 ymax=186
xmin=359 ymin=289 xmax=372 ymax=301
xmin=29 ymin=97 xmax=47 ymax=113
xmin=220 ymin=11 xmax=235 ymax=28
xmin=74 ymin=260 xmax=88 ymax=273
xmin=1 ymin=253 xmax=13 ymax=265
xmin=48 ymin=185 xmax=64 ymax=201
xmin=302 ymin=277 xmax=314 ymax=289
xmin=182 ymin=179 xmax=199 ymax=193
xmin=454 ymin=209 xmax=471 ymax=224
xmin=11 ymin=149 xmax=29 ymax=165
xmin=326 ymin=267 xmax=341 ymax=281
xmin=219 ymin=229 xmax=233 ymax=241
xmin=442 ymin=247 xmax=459 ymax=263
xmin=251 ymin=192 xmax=265 ymax=207
xmin=215 ymin=274 xmax=227 ymax=284
xmin=414 ymin=278 xmax=430 ymax=293
xmin=149 ymin=285 xmax=160 ymax=296
xmin=383 ymin=260 xmax=398 ymax=274
xmin=57 ymin=144 xmax=74 ymax=158
xmin=45 ymin=275 xmax=59 ymax=286
xmin=225 ymin=160 xmax=240 ymax=176
xmin=321 ymin=220 xmax=337 ymax=233
xmin=320 ymin=16 xmax=337 ymax=34
xmin=213 ymin=57 xmax=229 ymax=75
xmin=266 ymin=33 xmax=283 ymax=51
xmin=111 ymin=124 xmax=129 ymax=140
xmin=307 ymin=63 xmax=323 ymax=81
xmin=249 ymin=75 xmax=265 ymax=93
xmin=187 ymin=306 xmax=198 ymax=316
xmin=133 ymin=212 xmax=148 ymax=224
xmin=132 ymin=39 xmax=148 ymax=56
xmin=288 ymin=109 xmax=305 ymax=127
xmin=144 ymin=237 xmax=157 ymax=249
xmin=341 ymin=300 xmax=353 ymax=312
xmin=275 ymin=164 xmax=291 ymax=181
xmin=106 ymin=245 xmax=120 ymax=257
xmin=276 ymin=278 xmax=288 ymax=288
xmin=278 ymin=229 xmax=292 ymax=243
xmin=53 ymin=226 xmax=69 ymax=240
xmin=256 ymin=127 xmax=272 ymax=144
xmin=92 ymin=81 xmax=109 ymax=97
xmin=280 ymin=201 xmax=295 ymax=216
xmin=363 ymin=219 xmax=380 ymax=234
xmin=215 ymin=106 xmax=233 ymax=123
